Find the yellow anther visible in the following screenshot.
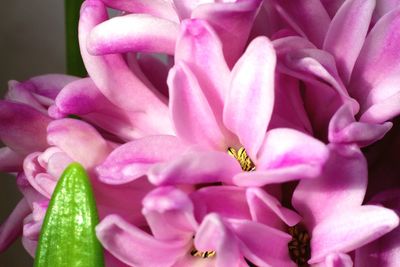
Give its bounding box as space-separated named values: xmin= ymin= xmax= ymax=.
xmin=227 ymin=147 xmax=256 ymax=172
xmin=190 ymin=248 xmax=216 ymax=259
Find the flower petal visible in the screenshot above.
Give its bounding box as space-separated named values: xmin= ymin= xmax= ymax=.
xmin=97 ymin=135 xmax=186 ymax=184
xmin=88 ymin=14 xmax=179 ymax=55
xmin=175 ymin=19 xmax=230 ymax=136
xmin=79 ymin=0 xmax=172 ymax=133
xmin=0 ymin=101 xmax=51 ymax=155
xmin=349 ymin=7 xmax=400 ymax=122
xmin=0 ymin=199 xmax=30 ymax=252
xmin=309 ymin=205 xmax=399 ymax=263
xmin=96 ymin=215 xmax=190 ymax=267
xmin=192 ymin=0 xmax=263 ymax=67
xmin=148 ymin=150 xmax=241 ymax=186
xmin=272 ymin=0 xmax=331 ymax=47
xmin=323 ymin=0 xmax=376 ymax=84
xmin=195 ymin=214 xmax=245 ymax=267
xmin=257 ymin=128 xmax=328 ymax=174
xmin=228 ymin=219 xmax=294 ymax=267
xmin=47 ymin=118 xmax=112 ymax=168
xmin=329 ymin=104 xmax=392 ymax=147
xmin=0 ymin=147 xmax=24 ymax=172
xmin=142 ymin=187 xmax=198 ymax=241
xmin=223 ymin=37 xmax=276 ymax=159
xmin=100 ymin=0 xmax=178 ymax=21
xmin=246 ymin=188 xmax=301 ymax=229
xmin=324 ymin=253 xmax=353 ymax=267
xmin=168 ymin=62 xmax=226 ymax=149
xmin=293 ymin=144 xmax=367 ymax=228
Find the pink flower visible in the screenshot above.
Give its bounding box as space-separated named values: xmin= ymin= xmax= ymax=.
xmin=97 ymin=186 xmax=300 ymax=267
xmin=292 ymin=144 xmax=399 ymax=265
xmin=97 ymin=18 xmax=329 ymax=189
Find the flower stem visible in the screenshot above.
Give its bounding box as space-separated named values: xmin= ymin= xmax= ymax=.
xmin=65 ymin=0 xmax=86 ymax=77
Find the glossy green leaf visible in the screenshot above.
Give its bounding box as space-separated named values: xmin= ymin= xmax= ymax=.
xmin=34 ymin=162 xmax=104 ymax=267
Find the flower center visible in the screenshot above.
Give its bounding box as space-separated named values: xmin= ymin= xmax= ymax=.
xmin=288 ymin=225 xmax=311 ymax=267
xmin=190 ymin=248 xmax=216 ymax=259
xmin=227 ymin=147 xmax=256 ymax=171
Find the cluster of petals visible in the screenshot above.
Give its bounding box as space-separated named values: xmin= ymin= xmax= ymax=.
xmin=1 ymin=0 xmax=400 ymax=266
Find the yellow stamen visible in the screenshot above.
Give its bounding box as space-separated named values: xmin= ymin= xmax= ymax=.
xmin=190 ymin=248 xmax=216 ymax=259
xmin=227 ymin=147 xmax=256 ymax=172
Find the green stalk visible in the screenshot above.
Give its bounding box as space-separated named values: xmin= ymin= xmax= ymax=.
xmin=65 ymin=0 xmax=86 ymax=76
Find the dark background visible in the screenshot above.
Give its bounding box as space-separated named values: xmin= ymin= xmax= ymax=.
xmin=0 ymin=1 xmax=65 ymax=265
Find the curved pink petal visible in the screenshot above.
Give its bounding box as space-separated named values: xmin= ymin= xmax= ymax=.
xmin=195 ymin=214 xmax=245 ymax=267
xmin=355 ymin=190 xmax=400 ymax=267
xmin=321 ymin=0 xmax=345 ymax=17
xmin=97 ymin=135 xmax=187 ymax=184
xmin=323 ymin=0 xmax=376 ymax=84
xmin=96 ymin=215 xmax=190 ymax=267
xmin=293 ymin=144 xmax=367 ymax=228
xmin=0 ymin=101 xmax=51 ymax=155
xmin=192 ymin=0 xmax=263 ymax=67
xmin=168 ymin=62 xmax=226 ymax=150
xmin=137 ymin=54 xmax=170 ymax=97
xmin=257 ymin=128 xmax=328 ymax=173
xmin=223 ymin=37 xmax=276 ymax=159
xmin=190 ymin=186 xmax=251 ymax=222
xmin=272 ymin=0 xmax=331 ymax=47
xmin=309 ymin=205 xmax=399 ymax=263
xmin=175 ymin=19 xmax=230 ymax=135
xmin=349 ymin=8 xmax=400 ymax=122
xmin=100 ymin=0 xmax=178 ymax=22
xmin=372 ymin=0 xmax=400 ymax=23
xmin=329 ymin=104 xmax=392 ymax=147
xmin=142 ymin=187 xmax=198 ymax=241
xmin=246 ymin=188 xmax=301 ymax=229
xmin=47 ymin=118 xmax=112 ymax=168
xmin=228 ymin=218 xmax=294 ymax=267
xmin=148 ymin=150 xmax=241 ymax=186
xmin=79 ymin=0 xmax=172 ymax=134
xmin=88 ymin=14 xmax=179 ymax=55
xmin=0 ymin=199 xmax=30 ymax=252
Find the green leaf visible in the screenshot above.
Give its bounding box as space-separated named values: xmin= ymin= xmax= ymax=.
xmin=34 ymin=162 xmax=104 ymax=267
xmin=65 ymin=0 xmax=86 ymax=77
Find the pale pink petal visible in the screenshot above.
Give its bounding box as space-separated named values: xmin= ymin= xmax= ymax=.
xmin=96 ymin=215 xmax=190 ymax=267
xmin=223 ymin=37 xmax=276 ymax=159
xmin=168 ymin=62 xmax=226 ymax=150
xmin=355 ymin=189 xmax=400 ymax=267
xmin=349 ymin=8 xmax=400 ymax=122
xmin=97 ymin=135 xmax=187 ymax=184
xmin=323 ymin=0 xmax=376 ymax=84
xmin=175 ymin=19 xmax=229 ymax=134
xmin=246 ymin=188 xmax=301 ymax=229
xmin=372 ymin=0 xmax=400 ymax=23
xmin=0 ymin=147 xmax=24 ymax=172
xmin=190 ymin=186 xmax=251 ymax=221
xmin=257 ymin=128 xmax=328 ymax=174
xmin=0 ymin=101 xmax=51 ymax=155
xmin=195 ymin=214 xmax=246 ymax=267
xmin=47 ymin=118 xmax=112 ymax=168
xmin=100 ymin=0 xmax=178 ymax=22
xmin=148 ymin=150 xmax=241 ymax=186
xmin=192 ymin=0 xmax=263 ymax=67
xmin=16 ymin=173 xmax=47 ymax=208
xmin=79 ymin=0 xmax=172 ymax=135
xmin=88 ymin=14 xmax=179 ymax=55
xmin=0 ymin=199 xmax=30 ymax=252
xmin=272 ymin=0 xmax=331 ymax=47
xmin=309 ymin=205 xmax=399 ymax=263
xmin=228 ymin=219 xmax=294 ymax=267
xmin=329 ymin=104 xmax=392 ymax=147
xmin=142 ymin=187 xmax=198 ymax=241
xmin=293 ymin=144 xmax=367 ymax=228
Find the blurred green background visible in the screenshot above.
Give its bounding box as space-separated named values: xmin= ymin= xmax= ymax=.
xmin=0 ymin=1 xmax=66 ymax=265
